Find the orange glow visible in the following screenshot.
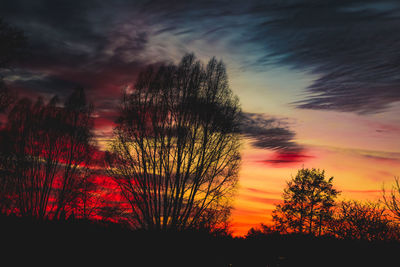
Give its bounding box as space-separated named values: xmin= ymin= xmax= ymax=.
xmin=230 ymin=142 xmax=400 ymax=236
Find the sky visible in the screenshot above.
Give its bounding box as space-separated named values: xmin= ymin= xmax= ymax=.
xmin=1 ymin=0 xmax=400 ymax=235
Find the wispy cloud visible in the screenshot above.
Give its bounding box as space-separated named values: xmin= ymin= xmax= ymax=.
xmin=315 ymin=145 xmax=400 ymax=161
xmin=240 ymin=112 xmax=312 ymax=165
xmin=135 ymin=0 xmax=400 ymax=114
xmin=240 ymin=112 xmax=301 ymax=151
xmin=244 ymin=187 xmax=281 ymax=196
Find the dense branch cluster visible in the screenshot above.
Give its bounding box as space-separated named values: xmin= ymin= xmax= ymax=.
xmin=107 ymin=54 xmax=241 ymax=230
xmin=272 ymin=168 xmax=340 ymax=235
xmin=0 ymin=88 xmax=96 ymax=219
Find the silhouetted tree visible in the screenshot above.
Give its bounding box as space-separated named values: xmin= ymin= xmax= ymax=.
xmin=329 ymin=200 xmax=399 ymax=241
xmin=1 ymin=96 xmax=66 ymax=217
xmin=383 ymin=176 xmax=400 ymax=222
xmin=73 ymin=172 xmax=99 ymax=219
xmin=106 ymin=54 xmax=241 ymax=231
xmin=0 ymin=18 xmax=26 ymax=112
xmin=272 ymin=168 xmax=340 ymax=235
xmin=0 ymin=88 xmax=94 ymax=219
xmin=0 ymin=128 xmax=15 ymax=214
xmin=53 ymin=88 xmax=95 ymax=219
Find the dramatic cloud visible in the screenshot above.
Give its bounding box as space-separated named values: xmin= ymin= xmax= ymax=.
xmin=2 ymin=0 xmax=398 ymax=159
xmin=258 ymin=0 xmax=400 ymax=113
xmin=3 ymin=0 xmax=399 ymax=116
xmin=0 ymin=0 xmax=160 ymax=120
xmin=121 ymin=0 xmax=400 ymax=114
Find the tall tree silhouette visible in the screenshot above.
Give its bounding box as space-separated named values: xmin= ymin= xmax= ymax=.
xmin=0 ymin=88 xmax=94 ymax=219
xmin=0 ymin=18 xmax=26 ymax=112
xmin=272 ymin=168 xmax=340 ymax=235
xmin=107 ymin=54 xmax=241 ymax=231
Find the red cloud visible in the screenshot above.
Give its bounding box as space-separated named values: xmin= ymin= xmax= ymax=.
xmin=259 ymin=151 xmax=313 ymax=167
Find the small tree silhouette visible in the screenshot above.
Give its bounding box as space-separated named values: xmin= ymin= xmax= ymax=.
xmin=272 ymin=168 xmax=340 ymax=235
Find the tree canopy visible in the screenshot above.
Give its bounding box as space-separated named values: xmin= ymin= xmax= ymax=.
xmin=0 ymin=88 xmax=95 ymax=219
xmin=272 ymin=168 xmax=340 ymax=235
xmin=107 ymin=54 xmax=241 ymax=231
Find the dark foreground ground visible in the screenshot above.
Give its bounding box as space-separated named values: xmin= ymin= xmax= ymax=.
xmin=1 ymin=215 xmax=399 ymax=267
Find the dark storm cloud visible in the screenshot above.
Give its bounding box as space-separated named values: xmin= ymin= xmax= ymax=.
xmin=2 ymin=69 xmax=82 ymax=97
xmin=0 ymin=2 xmax=145 ymax=69
xmin=0 ymin=0 xmax=154 ymax=120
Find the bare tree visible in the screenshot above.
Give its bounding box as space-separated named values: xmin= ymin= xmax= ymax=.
xmin=0 ymin=88 xmax=95 ymax=219
xmin=0 ymin=20 xmax=26 ymax=211
xmin=54 ymin=88 xmax=94 ymax=219
xmin=329 ymin=200 xmax=399 ymax=241
xmin=66 ymin=169 xmax=102 ymax=220
xmin=4 ymin=96 xmax=65 ymax=218
xmin=272 ymin=168 xmax=340 ymax=235
xmin=106 ymin=54 xmax=241 ymax=231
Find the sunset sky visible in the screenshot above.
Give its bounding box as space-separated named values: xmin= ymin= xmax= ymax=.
xmin=1 ymin=0 xmax=400 ymax=235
